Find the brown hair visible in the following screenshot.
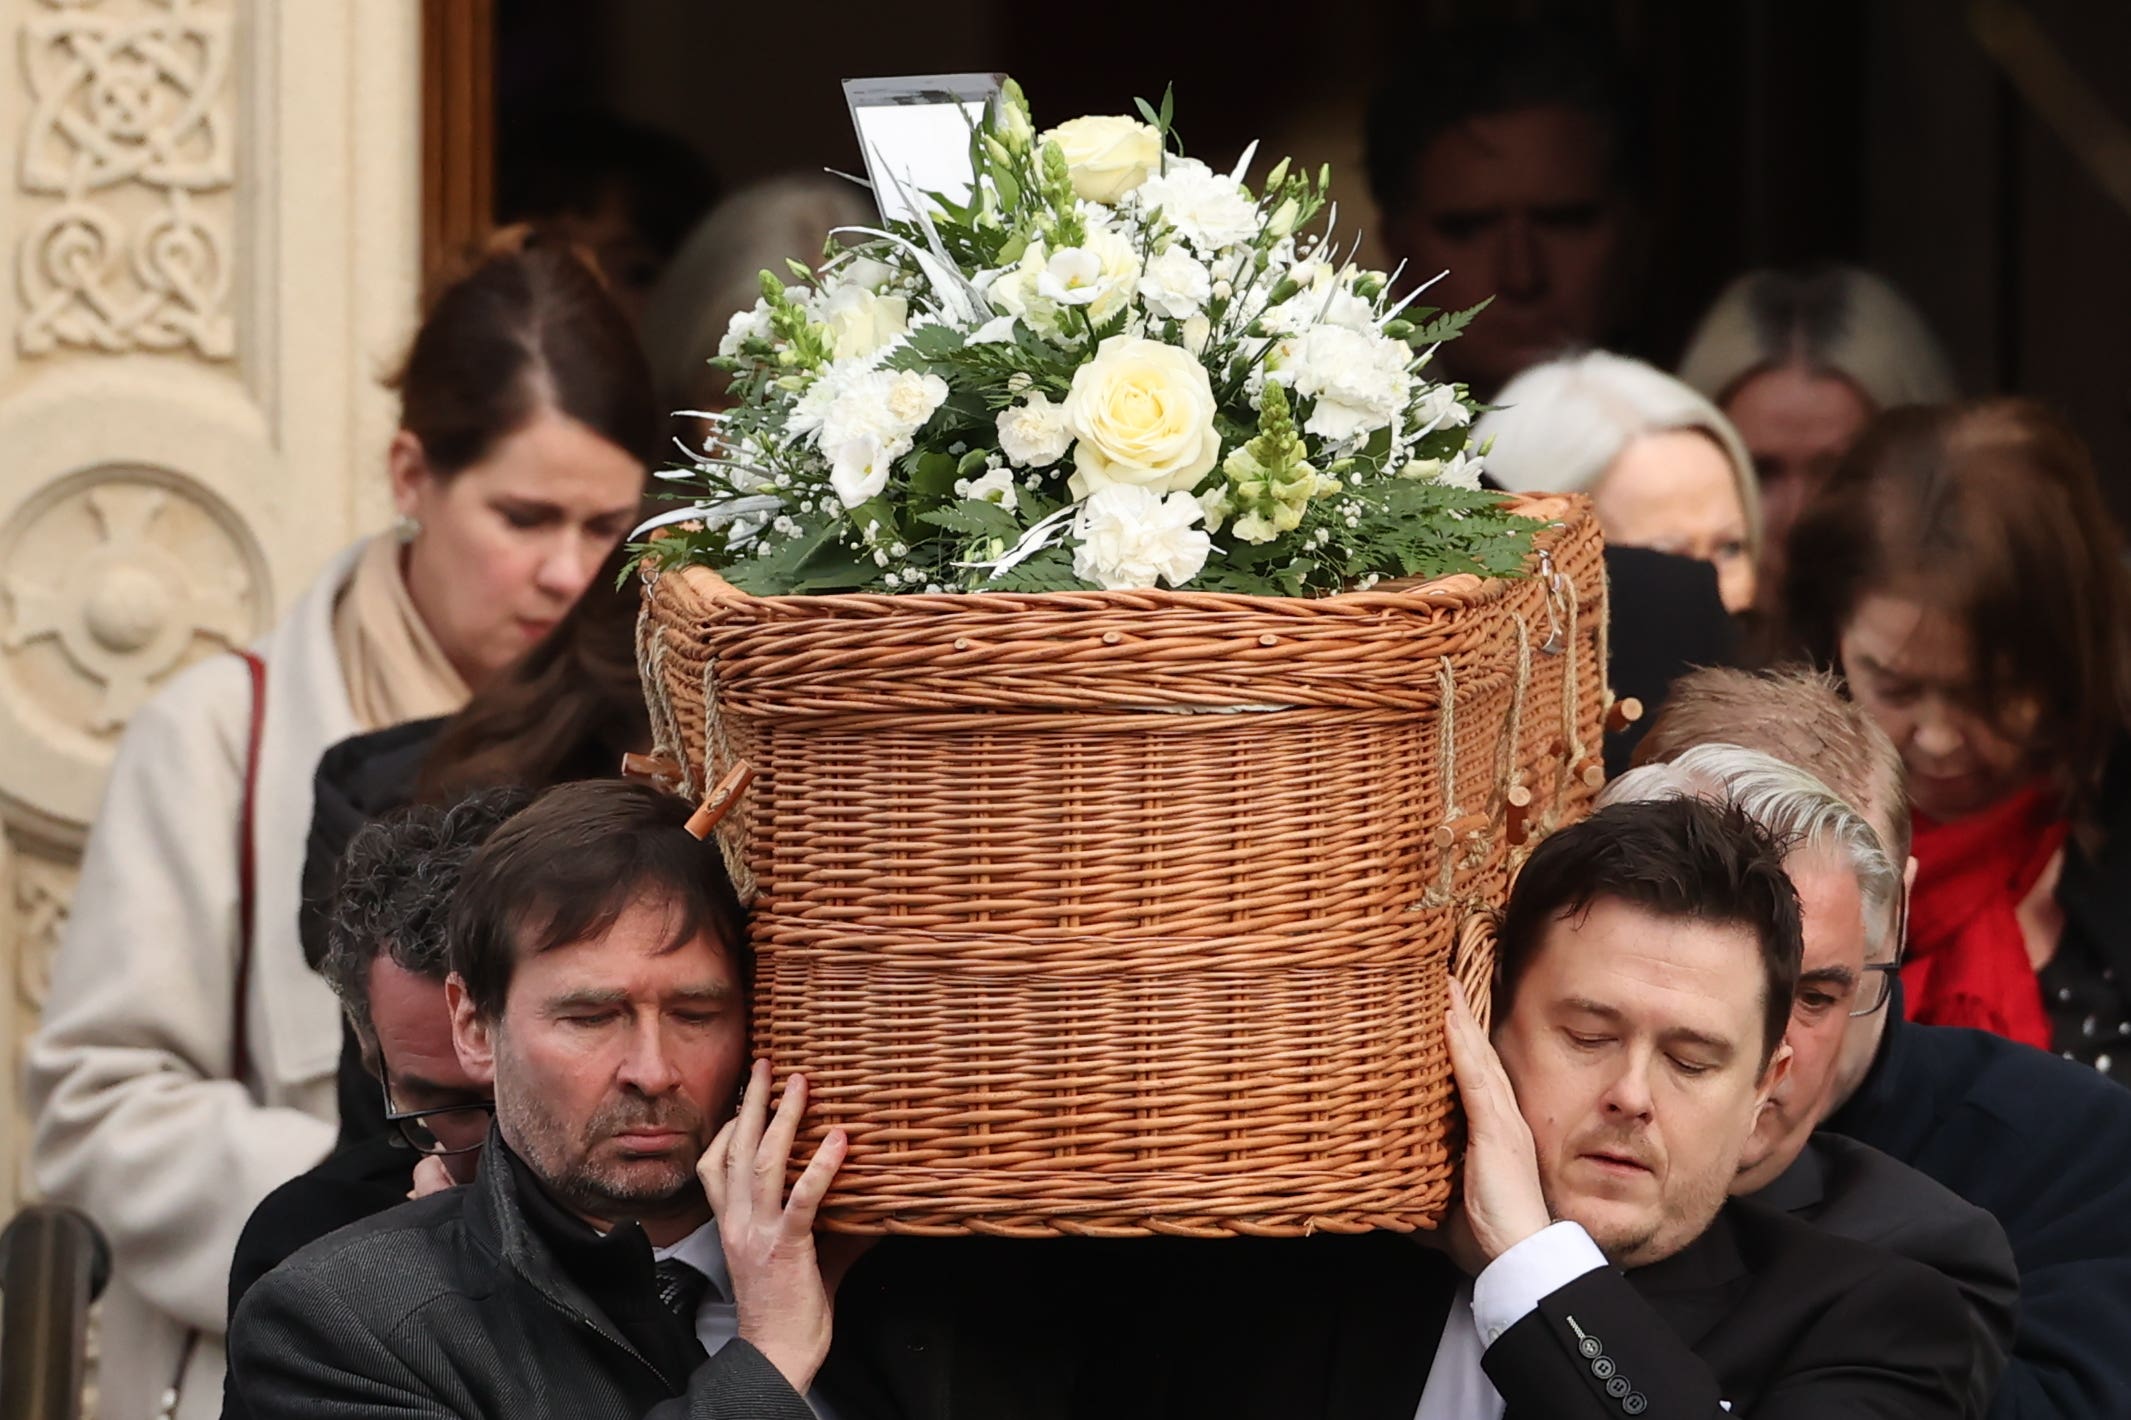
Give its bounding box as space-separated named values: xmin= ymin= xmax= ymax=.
xmin=410 ymin=538 xmax=650 ymax=803
xmin=1633 ymin=665 xmax=1911 ymax=864
xmin=1783 ymin=398 xmax=2131 ymax=821
xmin=1497 ymin=796 xmax=1803 ymax=1071
xmin=391 ymin=231 xmax=660 ymax=475
xmin=448 ymin=779 xmax=748 ymax=1021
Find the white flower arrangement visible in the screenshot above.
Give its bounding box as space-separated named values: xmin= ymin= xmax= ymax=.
xmin=636 ymin=80 xmax=1537 ymax=596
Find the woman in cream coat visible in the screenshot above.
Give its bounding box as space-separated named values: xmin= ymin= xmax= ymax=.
xmin=27 ymin=238 xmax=655 ymax=1420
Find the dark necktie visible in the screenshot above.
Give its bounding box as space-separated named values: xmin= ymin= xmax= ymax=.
xmin=653 ymin=1257 xmax=711 ymax=1330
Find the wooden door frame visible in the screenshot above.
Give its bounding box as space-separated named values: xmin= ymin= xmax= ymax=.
xmin=421 ymin=0 xmax=496 ymax=293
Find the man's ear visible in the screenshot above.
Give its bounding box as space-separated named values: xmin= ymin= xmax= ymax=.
xmin=387 ymin=430 xmax=431 ymax=520
xmin=1757 ymin=1038 xmax=1794 ymax=1103
xmin=447 ymin=972 xmax=497 ymax=1087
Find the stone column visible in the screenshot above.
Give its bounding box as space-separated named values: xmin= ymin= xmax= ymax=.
xmin=0 ymin=0 xmax=422 ymax=1213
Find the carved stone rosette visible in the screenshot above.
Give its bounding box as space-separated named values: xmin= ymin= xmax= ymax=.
xmin=0 ymin=0 xmax=423 ymax=1230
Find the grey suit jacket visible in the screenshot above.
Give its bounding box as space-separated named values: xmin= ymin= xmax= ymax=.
xmin=1754 ymin=1131 xmax=2019 ymax=1416
xmin=227 ymin=1139 xmax=815 ymax=1420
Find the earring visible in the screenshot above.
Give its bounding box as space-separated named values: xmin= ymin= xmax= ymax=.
xmin=395 ymin=514 xmax=421 ymax=544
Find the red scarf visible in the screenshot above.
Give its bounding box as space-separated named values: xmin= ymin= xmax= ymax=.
xmin=1902 ymin=784 xmax=2070 ymax=1049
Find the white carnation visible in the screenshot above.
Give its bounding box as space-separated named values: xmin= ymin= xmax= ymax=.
xmin=953 ymin=466 xmax=1020 ymax=510
xmin=1137 ymin=244 xmax=1212 ymax=321
xmin=717 ymin=300 xmax=774 ymax=358
xmin=1131 ymin=158 xmax=1261 ymax=253
xmin=1279 ymin=325 xmax=1412 ymax=442
xmin=816 ymin=369 xmax=949 ymax=510
xmin=995 ymin=391 xmax=1073 ymax=468
xmin=1070 ymin=483 xmax=1212 ymax=590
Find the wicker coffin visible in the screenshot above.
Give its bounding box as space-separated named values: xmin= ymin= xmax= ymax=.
xmin=638 ymin=493 xmax=1607 ymax=1236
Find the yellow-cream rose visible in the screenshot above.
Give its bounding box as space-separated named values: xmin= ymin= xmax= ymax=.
xmin=1040 ymin=115 xmax=1162 ymax=204
xmin=1062 ymin=335 xmax=1221 ymax=496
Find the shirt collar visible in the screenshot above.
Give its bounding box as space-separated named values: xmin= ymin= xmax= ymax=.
xmin=651 ymin=1219 xmax=732 ymax=1303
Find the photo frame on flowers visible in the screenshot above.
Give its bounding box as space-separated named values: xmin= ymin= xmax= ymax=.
xmin=844 ymin=73 xmax=1001 ymax=222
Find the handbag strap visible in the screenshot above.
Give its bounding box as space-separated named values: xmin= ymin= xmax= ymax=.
xmin=231 ymin=649 xmax=266 ymax=1083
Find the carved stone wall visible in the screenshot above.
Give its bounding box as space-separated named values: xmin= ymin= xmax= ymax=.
xmin=0 ymin=0 xmax=421 ymax=1221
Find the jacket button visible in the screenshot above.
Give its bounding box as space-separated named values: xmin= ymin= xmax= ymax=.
xmin=1606 ymin=1376 xmax=1629 ymax=1398
xmin=1624 ymin=1393 xmax=1648 ymax=1414
xmin=1592 ymin=1356 xmax=1615 ymax=1380
xmin=1579 ymin=1336 xmax=1603 ymax=1358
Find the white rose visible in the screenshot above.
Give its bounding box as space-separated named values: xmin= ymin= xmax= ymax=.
xmin=1279 ymin=325 xmax=1412 ymax=442
xmin=996 ymin=391 xmax=1073 ymax=467
xmin=1130 ymin=158 xmax=1261 ymax=252
xmin=818 ymin=281 xmax=910 ymax=361
xmin=1137 ymin=244 xmax=1212 ymax=320
xmin=1071 ymin=483 xmax=1212 ymax=590
xmin=817 ymin=369 xmax=949 ymax=509
xmin=1041 ymin=115 xmax=1162 ymax=204
xmin=953 ymin=466 xmax=1020 ymax=511
xmin=1061 ymin=335 xmax=1222 ymax=497
xmin=1034 ymin=228 xmax=1139 ymax=324
xmin=1414 ymin=383 xmax=1473 ymax=430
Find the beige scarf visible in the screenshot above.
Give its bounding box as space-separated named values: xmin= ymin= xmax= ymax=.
xmin=331 ymin=533 xmax=473 ymax=732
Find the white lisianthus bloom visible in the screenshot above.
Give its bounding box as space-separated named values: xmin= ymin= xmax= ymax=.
xmin=1034 ymin=227 xmax=1140 ymax=324
xmin=1040 ymin=115 xmax=1162 ymax=204
xmin=1130 ymin=158 xmax=1260 ymax=253
xmin=1434 ymin=449 xmax=1484 ymax=488
xmin=1397 ymin=449 xmax=1483 ymax=488
xmin=1279 ymin=325 xmax=1413 ymax=442
xmin=953 ymin=466 xmax=1020 ymax=510
xmin=818 ymin=280 xmax=910 ymax=361
xmin=1414 ymin=382 xmax=1473 ymax=430
xmin=996 ymin=391 xmax=1073 ymax=467
xmin=817 ymin=369 xmax=949 ymax=509
xmin=1070 ymin=483 xmax=1212 ymax=590
xmin=1180 ymin=314 xmax=1212 ymax=355
xmin=1137 ymin=244 xmax=1212 ymax=320
xmin=1061 ymin=335 xmax=1222 ymax=496
xmin=717 ymin=300 xmax=775 ymax=358
xmin=839 ymin=255 xmax=897 ymax=291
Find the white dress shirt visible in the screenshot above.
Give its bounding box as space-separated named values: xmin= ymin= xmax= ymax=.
xmin=1413 ymin=1221 xmax=1608 ymax=1419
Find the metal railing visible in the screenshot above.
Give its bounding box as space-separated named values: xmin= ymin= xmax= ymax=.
xmin=0 ymin=1206 xmax=108 ymax=1420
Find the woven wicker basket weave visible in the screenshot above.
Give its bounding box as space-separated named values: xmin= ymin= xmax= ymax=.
xmin=639 ymin=493 xmax=1608 ymax=1237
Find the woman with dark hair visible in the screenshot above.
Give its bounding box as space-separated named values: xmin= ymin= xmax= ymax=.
xmin=1785 ymin=398 xmax=2131 ymax=1073
xmin=300 ymin=537 xmax=651 ymax=1143
xmin=26 ymin=233 xmax=656 ymax=1420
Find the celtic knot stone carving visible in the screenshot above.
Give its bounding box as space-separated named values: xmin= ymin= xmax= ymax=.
xmin=0 ymin=468 xmax=263 ymax=734
xmin=16 ymin=0 xmax=236 ymax=358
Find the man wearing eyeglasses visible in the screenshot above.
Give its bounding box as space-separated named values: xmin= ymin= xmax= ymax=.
xmin=222 ymin=788 xmax=520 ymax=1415
xmin=1631 ymin=666 xmax=2131 ymax=1419
xmin=1600 ymin=741 xmax=2017 ymax=1414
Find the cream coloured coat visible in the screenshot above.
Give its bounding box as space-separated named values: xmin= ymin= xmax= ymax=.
xmin=28 ymin=540 xmax=372 ymax=1420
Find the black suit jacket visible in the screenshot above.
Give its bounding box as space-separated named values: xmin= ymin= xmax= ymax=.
xmin=228 ymin=1135 xmax=822 ymax=1419
xmin=1753 ymin=1132 xmax=2017 ymax=1414
xmin=826 ymin=1199 xmax=1974 ymax=1419
xmin=223 ymin=1135 xmax=415 ymax=1420
xmin=1828 ymin=983 xmax=2131 ymax=1418
xmin=1598 ymin=545 xmax=1738 ymax=777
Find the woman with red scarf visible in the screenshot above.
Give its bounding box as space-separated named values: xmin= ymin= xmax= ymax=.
xmin=1785 ymin=399 xmax=2131 ymax=1075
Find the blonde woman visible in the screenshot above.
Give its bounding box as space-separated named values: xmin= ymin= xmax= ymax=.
xmin=1477 ymin=349 xmax=1762 ymax=615
xmin=27 ymin=239 xmax=654 ymax=1420
xmin=1677 ymin=266 xmax=1957 ymax=579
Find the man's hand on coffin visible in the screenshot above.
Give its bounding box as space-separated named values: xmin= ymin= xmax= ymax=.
xmin=703 ymin=1058 xmax=850 ymax=1395
xmin=1445 ymin=978 xmax=1554 ymax=1264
